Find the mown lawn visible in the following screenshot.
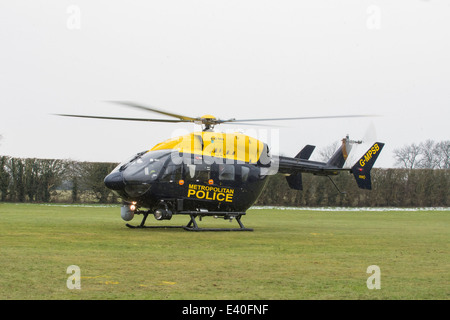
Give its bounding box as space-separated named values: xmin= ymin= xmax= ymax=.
xmin=0 ymin=203 xmax=448 ymax=300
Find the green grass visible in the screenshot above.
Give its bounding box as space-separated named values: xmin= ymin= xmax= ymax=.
xmin=0 ymin=203 xmax=448 ymax=300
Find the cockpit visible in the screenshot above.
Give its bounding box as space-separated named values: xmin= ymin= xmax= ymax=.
xmin=105 ymin=150 xmax=173 ymax=198
xmin=119 ymin=150 xmax=170 ymax=184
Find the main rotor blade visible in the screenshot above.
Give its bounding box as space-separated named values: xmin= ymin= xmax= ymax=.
xmin=55 ymin=114 xmax=187 ymax=123
xmin=225 ymin=114 xmax=378 ymax=122
xmin=108 ymin=101 xmax=197 ymax=121
xmin=218 ymin=121 xmax=282 ymax=127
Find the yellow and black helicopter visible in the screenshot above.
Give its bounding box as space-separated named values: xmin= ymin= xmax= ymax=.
xmin=58 ymin=102 xmax=384 ymax=231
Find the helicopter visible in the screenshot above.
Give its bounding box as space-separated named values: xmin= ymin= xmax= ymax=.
xmin=57 ymin=101 xmax=384 ymax=231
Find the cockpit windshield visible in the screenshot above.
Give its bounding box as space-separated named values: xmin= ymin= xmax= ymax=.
xmin=121 ymin=150 xmax=171 ymax=184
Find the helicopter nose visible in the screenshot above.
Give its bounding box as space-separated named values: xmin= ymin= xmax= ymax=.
xmin=104 ymin=171 xmax=125 ymax=190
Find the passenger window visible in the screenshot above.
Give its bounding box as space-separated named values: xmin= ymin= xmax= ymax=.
xmin=186 ymin=164 xmax=196 ymax=179
xmin=195 ymin=165 xmax=211 ymax=181
xmin=219 ymin=164 xmax=235 ymax=181
xmin=241 ymin=166 xmax=250 ymax=182
xmin=162 ymin=164 xmax=182 ymax=181
xmin=185 ymin=164 xmax=212 ymax=182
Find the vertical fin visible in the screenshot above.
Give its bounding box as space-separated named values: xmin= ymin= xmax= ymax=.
xmin=295 ymin=145 xmax=315 ymax=160
xmin=327 ymin=137 xmax=352 ymax=168
xmin=286 ymin=173 xmax=303 ymax=190
xmin=351 ymin=142 xmax=385 ymax=190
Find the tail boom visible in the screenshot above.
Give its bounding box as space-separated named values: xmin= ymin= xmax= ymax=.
xmin=278 ymin=140 xmax=385 ymax=191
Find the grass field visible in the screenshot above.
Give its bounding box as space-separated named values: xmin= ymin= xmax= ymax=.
xmin=0 ymin=203 xmax=448 ymax=300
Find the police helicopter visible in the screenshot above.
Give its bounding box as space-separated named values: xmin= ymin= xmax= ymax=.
xmin=57 ymin=101 xmax=384 ymax=231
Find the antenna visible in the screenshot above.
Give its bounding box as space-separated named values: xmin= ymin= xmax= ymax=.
xmin=327 ymin=176 xmax=347 ymax=195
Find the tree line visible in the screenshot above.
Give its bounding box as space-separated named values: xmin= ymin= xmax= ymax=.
xmin=0 ymin=139 xmax=448 ymax=207
xmin=255 ymin=168 xmax=449 ymax=207
xmin=0 ymin=156 xmax=118 ymax=204
xmin=393 ymin=140 xmax=449 ymax=169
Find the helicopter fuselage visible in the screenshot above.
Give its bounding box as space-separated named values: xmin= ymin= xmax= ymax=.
xmin=104 ymin=131 xmax=274 ymax=229
xmin=105 ymin=150 xmax=269 ymax=213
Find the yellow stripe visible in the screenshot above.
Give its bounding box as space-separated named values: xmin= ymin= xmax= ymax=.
xmin=150 ymin=131 xmax=265 ymax=163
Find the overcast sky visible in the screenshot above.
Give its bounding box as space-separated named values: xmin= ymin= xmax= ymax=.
xmin=0 ymin=0 xmax=449 ymax=168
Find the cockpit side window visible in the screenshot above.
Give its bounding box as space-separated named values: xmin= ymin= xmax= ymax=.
xmin=118 ymin=150 xmax=149 ymax=172
xmin=122 ymin=150 xmax=171 ymax=183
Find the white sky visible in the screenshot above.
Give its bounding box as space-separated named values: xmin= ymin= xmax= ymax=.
xmin=0 ymin=0 xmax=449 ymax=168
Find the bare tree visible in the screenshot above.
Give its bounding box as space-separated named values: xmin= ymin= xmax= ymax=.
xmin=435 ymin=140 xmax=450 ymax=169
xmin=395 ymin=140 xmax=450 ymax=169
xmin=394 ymin=143 xmax=421 ymax=169
xmin=316 ymin=141 xmax=340 ymax=162
xmin=417 ymin=140 xmax=438 ymax=169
